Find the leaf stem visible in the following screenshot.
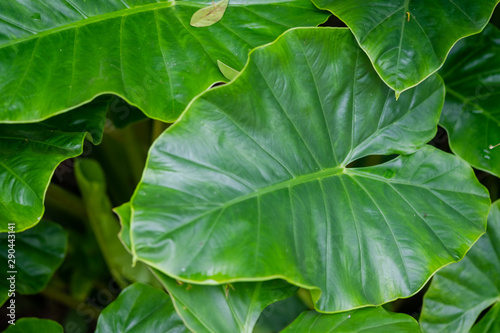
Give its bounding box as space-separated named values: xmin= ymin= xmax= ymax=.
xmin=45 ymin=183 xmax=88 ymax=224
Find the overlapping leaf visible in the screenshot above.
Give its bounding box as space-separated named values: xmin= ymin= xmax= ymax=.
xmin=283 ymin=307 xmax=421 ymax=332
xmin=156 ymin=271 xmax=297 ymax=333
xmin=420 ymin=200 xmax=500 ymax=333
xmin=0 ymin=221 xmax=67 ymax=306
xmin=96 ymin=283 xmax=188 ymax=333
xmin=129 ymin=28 xmax=490 ymax=312
xmin=312 ymin=0 xmax=499 ymax=95
xmin=0 ymin=0 xmax=328 ymax=123
xmin=0 ymin=98 xmax=107 ymax=231
xmin=115 ymin=201 xmax=297 ymax=333
xmin=471 ymin=302 xmax=500 ymax=333
xmin=439 ymin=24 xmax=500 ymax=177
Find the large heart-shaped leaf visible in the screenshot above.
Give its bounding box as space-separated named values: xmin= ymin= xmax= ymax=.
xmin=439 ymin=24 xmax=500 ymax=177
xmin=96 ymin=283 xmax=189 ymax=333
xmin=129 ymin=28 xmax=489 ymax=312
xmin=311 ymin=0 xmax=499 ymax=95
xmin=0 ymin=221 xmax=67 ymax=306
xmin=115 ymin=201 xmax=298 ymax=333
xmin=420 ymin=200 xmax=500 ymax=333
xmin=0 ymin=0 xmax=328 ymax=123
xmin=0 ymin=97 xmax=107 ymax=231
xmin=282 ymin=307 xmax=421 ymax=332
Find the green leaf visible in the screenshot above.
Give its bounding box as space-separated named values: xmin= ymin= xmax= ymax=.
xmin=0 ymin=0 xmax=328 ymax=123
xmin=96 ymin=283 xmax=189 ymax=333
xmin=471 ymin=302 xmax=500 ymax=333
xmin=253 ymin=294 xmax=309 ymax=333
xmin=439 ymin=24 xmax=500 ymax=177
xmin=116 ymin=201 xmax=297 ymax=333
xmin=191 ymin=0 xmax=229 ymax=27
xmin=155 ymin=271 xmax=297 ymax=333
xmin=311 ymin=0 xmax=500 ymax=94
xmin=129 ymin=28 xmax=489 ymax=312
xmin=114 ymin=202 xmax=134 ymax=253
xmin=217 ymin=60 xmax=240 ymax=81
xmin=0 ymin=221 xmax=67 ymax=306
xmin=0 ymin=97 xmax=108 ymax=231
xmin=420 ymin=200 xmax=500 ymax=333
xmin=282 ymin=307 xmax=421 ymax=332
xmin=3 ymin=318 xmax=63 ymax=333
xmin=75 ymin=159 xmax=159 ymax=288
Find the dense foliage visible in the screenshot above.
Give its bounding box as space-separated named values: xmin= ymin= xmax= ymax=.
xmin=0 ymin=0 xmax=499 ymax=332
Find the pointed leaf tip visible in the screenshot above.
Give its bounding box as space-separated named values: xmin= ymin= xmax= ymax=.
xmin=217 ymin=60 xmax=240 ymax=81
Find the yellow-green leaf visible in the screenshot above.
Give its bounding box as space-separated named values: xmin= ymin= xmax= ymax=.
xmin=191 ymin=0 xmax=230 ymax=27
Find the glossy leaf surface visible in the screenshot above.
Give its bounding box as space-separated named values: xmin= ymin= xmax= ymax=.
xmin=0 ymin=0 xmax=328 ymax=123
xmin=130 ymin=28 xmax=489 ymax=312
xmin=0 ymin=98 xmax=107 ymax=231
xmin=283 ymin=307 xmax=421 ymax=332
xmin=3 ymin=318 xmax=63 ymax=333
xmin=312 ymin=0 xmax=499 ymax=94
xmin=0 ymin=221 xmax=67 ymax=305
xmin=420 ymin=200 xmax=500 ymax=333
xmin=96 ymin=283 xmax=188 ymax=333
xmin=116 ymin=201 xmax=297 ymax=333
xmin=439 ymin=24 xmax=500 ymax=177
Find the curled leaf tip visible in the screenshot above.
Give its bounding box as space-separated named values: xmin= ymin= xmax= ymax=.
xmin=190 ymin=0 xmax=229 ymax=27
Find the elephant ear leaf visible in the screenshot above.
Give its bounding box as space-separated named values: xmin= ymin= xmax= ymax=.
xmin=0 ymin=97 xmax=108 ymax=231
xmin=283 ymin=307 xmax=421 ymax=332
xmin=438 ymin=24 xmax=500 ymax=178
xmin=0 ymin=0 xmax=329 ymax=123
xmin=191 ymin=0 xmax=230 ymax=27
xmin=311 ymin=0 xmax=500 ymax=95
xmin=129 ymin=28 xmax=489 ymax=313
xmin=420 ymin=200 xmax=500 ymax=333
